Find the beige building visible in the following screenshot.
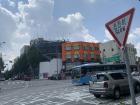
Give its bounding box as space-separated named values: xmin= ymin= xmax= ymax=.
xmin=100 ymin=40 xmax=137 ymax=65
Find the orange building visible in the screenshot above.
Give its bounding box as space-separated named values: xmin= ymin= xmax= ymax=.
xmin=62 ymin=42 xmax=101 ymax=70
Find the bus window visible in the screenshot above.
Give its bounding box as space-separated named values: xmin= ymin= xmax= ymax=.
xmin=71 ymin=67 xmax=80 ymax=79
xmin=81 ymin=67 xmax=89 ymax=77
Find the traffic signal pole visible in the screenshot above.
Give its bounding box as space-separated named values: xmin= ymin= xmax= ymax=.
xmin=123 ymin=46 xmax=137 ymax=105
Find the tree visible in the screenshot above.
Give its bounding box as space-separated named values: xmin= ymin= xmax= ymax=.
xmin=27 ymin=46 xmax=46 ymax=78
xmin=6 ymin=46 xmax=46 ymax=79
xmin=0 ymin=57 xmax=4 ymax=74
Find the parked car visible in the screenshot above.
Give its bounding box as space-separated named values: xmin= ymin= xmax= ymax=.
xmin=24 ymin=75 xmax=32 ymax=81
xmin=89 ymin=71 xmax=140 ymax=99
xmin=0 ymin=77 xmax=5 ymax=81
xmin=49 ymin=74 xmax=61 ymax=80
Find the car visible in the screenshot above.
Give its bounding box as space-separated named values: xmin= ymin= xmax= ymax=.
xmin=89 ymin=71 xmax=140 ymax=99
xmin=24 ymin=75 xmax=32 ymax=81
xmin=0 ymin=77 xmax=5 ymax=81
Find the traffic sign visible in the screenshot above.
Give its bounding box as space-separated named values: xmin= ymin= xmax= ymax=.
xmin=106 ymin=8 xmax=136 ymax=105
xmin=105 ymin=8 xmax=135 ymax=48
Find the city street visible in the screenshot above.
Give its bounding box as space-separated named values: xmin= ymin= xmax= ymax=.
xmin=0 ymin=80 xmax=140 ymax=105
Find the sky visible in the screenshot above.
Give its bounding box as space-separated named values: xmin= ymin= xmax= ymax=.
xmin=0 ymin=0 xmax=140 ymax=69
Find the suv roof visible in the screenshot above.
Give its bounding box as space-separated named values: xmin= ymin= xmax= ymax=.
xmin=97 ymin=71 xmax=126 ymax=75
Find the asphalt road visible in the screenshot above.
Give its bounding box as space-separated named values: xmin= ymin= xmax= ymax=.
xmin=0 ymin=80 xmax=140 ymax=105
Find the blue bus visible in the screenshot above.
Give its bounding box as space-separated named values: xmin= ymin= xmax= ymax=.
xmin=71 ymin=63 xmax=127 ymax=85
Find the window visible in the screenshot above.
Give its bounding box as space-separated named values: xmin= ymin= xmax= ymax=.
xmin=66 ymin=54 xmax=71 ymax=59
xmin=73 ymin=45 xmax=80 ymax=50
xmin=84 ymin=46 xmax=89 ymax=50
xmin=95 ymin=47 xmax=99 ymax=50
xmin=96 ymin=55 xmax=100 ymax=59
xmin=74 ymin=54 xmax=80 ymax=58
xmin=110 ymin=73 xmax=124 ymax=80
xmin=91 ymin=53 xmax=94 ymax=58
xmin=84 ymin=53 xmax=88 ymax=58
xmin=65 ymin=46 xmax=71 ymax=50
xmin=111 ymin=48 xmax=114 ymax=51
xmin=71 ymin=67 xmax=81 ymax=79
xmin=97 ymin=74 xmax=109 ymax=82
xmin=90 ymin=47 xmax=94 ymax=51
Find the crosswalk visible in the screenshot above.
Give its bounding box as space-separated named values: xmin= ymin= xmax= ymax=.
xmin=0 ymin=80 xmax=140 ymax=105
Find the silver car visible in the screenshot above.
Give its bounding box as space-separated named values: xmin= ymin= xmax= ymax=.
xmin=89 ymin=71 xmax=140 ymax=99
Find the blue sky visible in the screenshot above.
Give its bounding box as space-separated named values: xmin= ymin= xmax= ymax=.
xmin=54 ymin=0 xmax=140 ymax=41
xmin=0 ymin=0 xmax=140 ymax=68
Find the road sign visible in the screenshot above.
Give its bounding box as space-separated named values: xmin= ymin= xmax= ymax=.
xmin=105 ymin=8 xmax=135 ymax=48
xmin=105 ymin=8 xmax=136 ymax=105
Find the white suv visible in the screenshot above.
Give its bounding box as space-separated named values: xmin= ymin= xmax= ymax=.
xmin=89 ymin=72 xmax=140 ymax=99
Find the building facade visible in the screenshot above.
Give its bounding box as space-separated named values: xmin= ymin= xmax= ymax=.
xmin=30 ymin=38 xmax=65 ymax=61
xmin=39 ymin=58 xmax=62 ymax=79
xmin=100 ymin=40 xmax=137 ymax=65
xmin=62 ymin=42 xmax=101 ymax=70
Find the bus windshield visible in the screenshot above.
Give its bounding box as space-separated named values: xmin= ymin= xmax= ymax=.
xmin=71 ymin=67 xmax=81 ymax=79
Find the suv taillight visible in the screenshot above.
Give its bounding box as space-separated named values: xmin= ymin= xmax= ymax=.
xmin=104 ymin=82 xmax=108 ymax=88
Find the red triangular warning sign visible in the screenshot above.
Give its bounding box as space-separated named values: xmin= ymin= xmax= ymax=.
xmin=105 ymin=8 xmax=135 ymax=48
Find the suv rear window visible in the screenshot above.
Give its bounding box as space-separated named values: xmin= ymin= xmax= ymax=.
xmin=97 ymin=74 xmax=109 ymax=82
xmin=110 ymin=73 xmax=126 ymax=80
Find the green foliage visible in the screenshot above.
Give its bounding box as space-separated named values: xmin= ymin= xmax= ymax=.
xmin=4 ymin=70 xmax=12 ymax=80
xmin=0 ymin=57 xmax=4 ymax=73
xmin=5 ymin=46 xmax=46 ymax=79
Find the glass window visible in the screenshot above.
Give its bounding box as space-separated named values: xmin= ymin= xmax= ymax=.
xmin=71 ymin=67 xmax=80 ymax=79
xmin=84 ymin=46 xmax=89 ymax=50
xmin=73 ymin=45 xmax=80 ymax=50
xmin=111 ymin=48 xmax=114 ymax=51
xmin=95 ymin=47 xmax=99 ymax=50
xmin=84 ymin=54 xmax=88 ymax=58
xmin=91 ymin=53 xmax=94 ymax=58
xmin=110 ymin=73 xmax=124 ymax=80
xmin=91 ymin=47 xmax=94 ymax=51
xmin=74 ymin=54 xmax=80 ymax=58
xmin=66 ymin=54 xmax=71 ymax=58
xmin=65 ymin=46 xmax=71 ymax=50
xmin=97 ymin=74 xmax=109 ymax=82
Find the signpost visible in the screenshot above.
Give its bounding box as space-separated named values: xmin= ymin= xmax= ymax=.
xmin=105 ymin=8 xmax=136 ymax=105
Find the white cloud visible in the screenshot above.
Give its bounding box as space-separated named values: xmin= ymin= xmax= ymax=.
xmin=18 ymin=0 xmax=54 ymax=39
xmin=0 ymin=0 xmax=99 ymax=69
xmin=88 ymin=0 xmax=96 ymax=3
xmin=48 ymin=12 xmax=98 ymax=42
xmin=8 ymin=0 xmax=16 ymax=7
xmin=103 ymin=39 xmax=108 ymax=42
xmin=0 ymin=6 xmax=17 ymax=44
xmin=85 ymin=0 xmax=96 ymax=3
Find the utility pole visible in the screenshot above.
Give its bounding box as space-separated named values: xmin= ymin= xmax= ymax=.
xmin=56 ymin=44 xmax=59 ymax=80
xmin=123 ymin=46 xmax=137 ymax=105
xmin=105 ymin=8 xmax=136 ymax=105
